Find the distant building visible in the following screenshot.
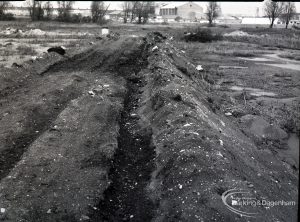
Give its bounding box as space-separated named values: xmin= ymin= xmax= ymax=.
xmin=293 ymin=13 xmax=300 ymax=20
xmin=108 ymin=10 xmax=123 ymax=20
xmin=159 ymin=2 xmax=204 ymax=21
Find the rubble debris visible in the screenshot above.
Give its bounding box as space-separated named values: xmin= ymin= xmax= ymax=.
xmin=81 ymin=215 xmax=90 ymax=220
xmin=107 ymin=32 xmax=120 ymax=40
xmin=24 ymin=29 xmax=46 ymax=36
xmin=47 ymin=46 xmax=66 ymax=55
xmin=224 ymin=30 xmax=254 ymax=37
xmin=4 ymin=42 xmax=13 ymax=46
xmin=11 ymin=62 xmax=22 ymax=68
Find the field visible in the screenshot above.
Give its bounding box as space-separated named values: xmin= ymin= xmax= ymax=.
xmin=0 ymin=21 xmax=299 ymax=222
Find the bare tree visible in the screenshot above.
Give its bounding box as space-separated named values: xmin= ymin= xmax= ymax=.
xmin=130 ymin=1 xmax=138 ymax=22
xmin=205 ymin=2 xmax=220 ymax=26
xmin=91 ymin=1 xmax=110 ymax=24
xmin=27 ymin=0 xmax=44 ymax=21
xmin=43 ymin=1 xmax=53 ymax=20
xmin=280 ymin=2 xmax=296 ymax=29
xmin=0 ymin=1 xmax=9 ymax=16
xmin=57 ymin=1 xmax=74 ymax=22
xmin=264 ymin=0 xmax=284 ymax=28
xmin=121 ymin=1 xmax=131 ymax=23
xmin=132 ymin=1 xmax=153 ymax=24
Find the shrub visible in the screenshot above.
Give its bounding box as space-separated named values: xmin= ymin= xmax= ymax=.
xmin=81 ymin=16 xmax=92 ymax=23
xmin=292 ymin=25 xmax=300 ymax=30
xmin=70 ymin=13 xmax=82 ymax=23
xmin=183 ymin=27 xmax=223 ymax=43
xmin=16 ymin=45 xmax=37 ymax=55
xmin=0 ymin=13 xmax=15 ymax=21
xmin=175 ymin=16 xmax=182 ymax=22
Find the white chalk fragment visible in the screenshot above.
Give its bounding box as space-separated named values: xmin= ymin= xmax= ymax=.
xmin=216 ymin=151 xmax=223 ymax=157
xmin=225 ymin=112 xmax=232 ymax=116
xmin=219 ymin=139 xmax=223 ymax=146
xmin=0 ymin=208 xmax=5 ymax=213
xmin=88 ymin=90 xmax=95 ymax=96
xmin=178 ymin=184 xmax=183 ymax=189
xmin=196 ymin=65 xmax=203 ymax=71
xmin=220 ymin=120 xmax=225 ymax=127
xmin=152 ymin=46 xmax=158 ymax=52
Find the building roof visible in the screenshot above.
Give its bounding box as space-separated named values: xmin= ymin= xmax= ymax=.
xmin=160 ymin=2 xmax=189 ymax=9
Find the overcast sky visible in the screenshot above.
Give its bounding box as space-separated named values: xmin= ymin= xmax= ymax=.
xmin=13 ymin=1 xmax=300 ymax=16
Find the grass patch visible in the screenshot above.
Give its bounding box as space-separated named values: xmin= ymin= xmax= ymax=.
xmin=183 ymin=26 xmax=223 ymax=43
xmin=278 ymin=52 xmax=300 ymax=61
xmin=175 ymin=41 xmax=266 ymax=58
xmin=224 ymin=35 xmax=300 ymax=50
xmin=16 ymin=45 xmax=37 ymax=55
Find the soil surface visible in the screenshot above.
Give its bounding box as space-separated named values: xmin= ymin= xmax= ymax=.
xmin=0 ymin=32 xmax=298 ymax=222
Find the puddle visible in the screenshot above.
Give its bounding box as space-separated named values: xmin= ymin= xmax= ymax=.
xmin=255 ymin=97 xmax=298 ymax=105
xmin=249 ymin=91 xmax=277 ymax=97
xmin=239 ymin=52 xmax=300 ymax=71
xmin=230 ymin=86 xmax=259 ymax=91
xmin=238 ymin=57 xmax=273 ymax=62
xmin=230 ymin=86 xmax=277 ymax=97
xmin=260 ymin=63 xmax=300 ymax=72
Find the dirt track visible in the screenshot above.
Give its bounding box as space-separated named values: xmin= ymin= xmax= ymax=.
xmin=0 ymin=33 xmax=298 ymax=221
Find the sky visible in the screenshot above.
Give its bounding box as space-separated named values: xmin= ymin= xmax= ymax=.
xmin=12 ymin=1 xmax=300 ymax=17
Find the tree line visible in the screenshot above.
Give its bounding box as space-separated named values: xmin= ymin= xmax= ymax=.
xmin=0 ymin=1 xmax=154 ymax=24
xmin=0 ymin=1 xmax=297 ymax=28
xmin=205 ymin=1 xmax=296 ymax=28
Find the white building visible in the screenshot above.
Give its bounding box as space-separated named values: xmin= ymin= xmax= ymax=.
xmin=159 ymin=2 xmax=204 ymax=21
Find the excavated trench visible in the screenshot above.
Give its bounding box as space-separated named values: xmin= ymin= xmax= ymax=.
xmin=90 ymin=38 xmax=157 ymax=221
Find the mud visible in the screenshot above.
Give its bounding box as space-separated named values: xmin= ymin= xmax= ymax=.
xmin=90 ymin=36 xmax=156 ymax=222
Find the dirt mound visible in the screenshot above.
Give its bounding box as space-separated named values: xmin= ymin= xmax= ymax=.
xmin=23 ymin=29 xmax=46 ymax=36
xmin=0 ymin=32 xmax=298 ymax=221
xmin=137 ymin=33 xmax=297 ymax=221
xmin=224 ymin=30 xmax=254 ymax=37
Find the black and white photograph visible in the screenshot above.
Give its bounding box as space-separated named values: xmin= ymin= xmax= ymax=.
xmin=0 ymin=0 xmax=299 ymax=221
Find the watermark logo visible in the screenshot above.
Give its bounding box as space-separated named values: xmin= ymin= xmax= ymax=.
xmin=222 ymin=189 xmax=258 ymax=218
xmin=222 ymin=189 xmax=296 ymax=218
